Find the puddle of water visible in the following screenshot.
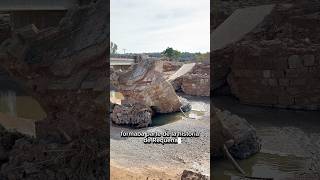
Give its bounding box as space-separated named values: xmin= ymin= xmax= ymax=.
xmin=0 ymin=93 xmax=46 ymax=120
xmin=110 ymin=91 xmax=209 ymax=126
xmin=213 ymin=153 xmax=307 ymax=180
xmin=0 ymin=89 xmax=46 ymax=136
xmin=152 ymin=110 xmax=205 ymax=126
xmin=213 ymin=96 xmax=320 ymax=179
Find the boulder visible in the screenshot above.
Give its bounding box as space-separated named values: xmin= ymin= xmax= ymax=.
xmin=112 ymin=59 xmax=183 ymax=113
xmin=180 ymin=63 xmax=210 ymax=96
xmin=111 ymin=103 xmax=152 ymax=128
xmin=215 ymin=109 xmax=261 ymax=159
xmin=181 ymin=170 xmax=209 ymax=180
xmin=162 ymin=60 xmax=182 ymax=72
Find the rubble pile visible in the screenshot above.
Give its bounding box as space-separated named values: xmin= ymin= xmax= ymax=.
xmin=212 ymin=108 xmax=261 ymax=159
xmin=162 ymin=60 xmax=183 ymax=72
xmin=0 ymin=128 xmax=108 ymax=180
xmin=111 ymin=103 xmax=153 ymax=128
xmin=229 ymin=2 xmax=320 ymax=110
xmin=180 ymin=63 xmax=210 ymax=96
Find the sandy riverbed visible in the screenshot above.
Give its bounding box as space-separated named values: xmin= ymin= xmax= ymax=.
xmin=110 ymin=95 xmax=210 ymax=179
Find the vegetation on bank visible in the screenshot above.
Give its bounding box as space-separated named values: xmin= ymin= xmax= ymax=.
xmin=110 ymin=42 xmax=209 ymax=62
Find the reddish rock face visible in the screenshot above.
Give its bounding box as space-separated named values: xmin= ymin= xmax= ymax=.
xmin=162 ymin=60 xmax=183 ymax=72
xmin=0 ymin=0 xmax=108 ymax=140
xmin=178 ymin=63 xmax=210 ymax=97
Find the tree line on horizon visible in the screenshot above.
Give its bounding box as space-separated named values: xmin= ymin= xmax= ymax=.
xmin=110 ymin=42 xmax=209 ymax=62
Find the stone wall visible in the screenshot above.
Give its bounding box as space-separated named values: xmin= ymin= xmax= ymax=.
xmin=212 ymin=47 xmax=233 ymax=90
xmin=229 ymin=41 xmax=320 ymax=110
xmin=181 ymin=63 xmax=210 ymax=96
xmin=215 ymin=2 xmax=320 ymax=110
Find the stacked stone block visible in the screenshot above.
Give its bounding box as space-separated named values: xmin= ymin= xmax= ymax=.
xmin=228 ymin=41 xmax=320 ymax=110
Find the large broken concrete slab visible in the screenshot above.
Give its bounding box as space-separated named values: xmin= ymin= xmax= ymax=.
xmin=212 ymin=4 xmax=275 ymax=51
xmin=167 ymin=63 xmax=195 ymax=82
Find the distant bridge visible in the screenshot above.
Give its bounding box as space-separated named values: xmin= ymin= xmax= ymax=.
xmin=110 ymin=58 xmax=135 ymax=67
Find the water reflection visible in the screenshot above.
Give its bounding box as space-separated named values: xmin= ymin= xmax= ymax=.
xmin=0 ymin=91 xmax=16 ymax=116
xmin=0 ymin=90 xmax=46 ymax=120
xmin=213 ymin=96 xmax=320 ymax=179
xmin=0 ymin=89 xmax=46 ymax=136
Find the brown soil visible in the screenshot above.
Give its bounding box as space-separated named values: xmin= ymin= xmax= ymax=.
xmin=110 ymin=161 xmax=180 ymax=180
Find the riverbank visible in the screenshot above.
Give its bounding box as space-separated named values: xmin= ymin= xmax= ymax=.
xmin=213 ymin=96 xmax=320 ymax=179
xmin=110 ymin=95 xmax=210 ymax=178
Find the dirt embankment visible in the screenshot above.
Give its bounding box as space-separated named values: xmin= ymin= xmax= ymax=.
xmin=0 ymin=126 xmax=108 ymax=180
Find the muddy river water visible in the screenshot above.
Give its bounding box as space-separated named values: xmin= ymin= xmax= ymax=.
xmin=213 ymin=96 xmax=320 ymax=180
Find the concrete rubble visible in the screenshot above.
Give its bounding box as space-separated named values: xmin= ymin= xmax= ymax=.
xmin=212 ymin=108 xmax=261 ymax=159
xmin=111 ymin=103 xmax=153 ymax=128
xmin=0 ymin=0 xmax=108 ymax=179
xmin=163 ymin=61 xmax=210 ymax=96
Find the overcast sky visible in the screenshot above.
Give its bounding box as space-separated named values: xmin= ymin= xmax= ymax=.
xmin=111 ymin=0 xmax=210 ymax=53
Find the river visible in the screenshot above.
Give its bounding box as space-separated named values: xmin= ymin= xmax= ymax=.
xmin=213 ymin=96 xmax=320 ymax=180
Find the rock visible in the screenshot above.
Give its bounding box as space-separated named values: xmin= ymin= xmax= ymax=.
xmin=162 ymin=61 xmax=182 ymax=72
xmin=112 ymin=59 xmax=183 ymax=113
xmin=179 ymin=97 xmax=192 ymax=112
xmin=0 ymin=129 xmax=108 ymax=180
xmin=288 ymin=55 xmax=302 ymax=69
xmin=211 ymin=47 xmax=233 ymax=91
xmin=303 ymin=54 xmax=315 ymax=66
xmin=216 ymin=109 xmax=261 ymax=159
xmin=181 ymin=73 xmax=210 ymax=96
xmin=175 ymin=63 xmax=210 ymax=97
xmin=111 ymin=103 xmax=153 ymax=128
xmin=181 ymin=170 xmax=209 ymax=180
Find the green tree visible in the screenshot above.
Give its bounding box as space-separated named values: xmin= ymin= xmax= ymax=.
xmin=195 ymin=52 xmax=209 ymax=62
xmin=110 ymin=41 xmax=118 ymax=55
xmin=161 ymin=47 xmax=181 ymax=61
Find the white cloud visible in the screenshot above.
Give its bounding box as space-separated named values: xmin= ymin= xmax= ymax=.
xmin=111 ymin=0 xmax=210 ymax=53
